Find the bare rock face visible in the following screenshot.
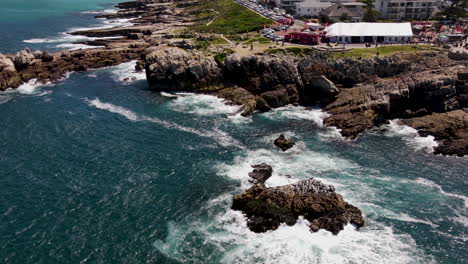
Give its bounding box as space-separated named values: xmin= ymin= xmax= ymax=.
xmin=145 ymin=47 xmax=222 ymax=91
xmin=232 ymin=165 xmax=364 ymax=234
xmin=0 ymin=54 xmax=16 ymax=73
xmin=13 ymin=49 xmax=35 ymax=70
xmin=274 ymin=134 xmax=295 ymax=151
xmin=324 ymin=65 xmax=467 ymax=138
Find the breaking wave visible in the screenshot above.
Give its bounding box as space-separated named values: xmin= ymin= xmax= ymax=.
xmin=169 ymin=93 xmax=242 ymax=116
xmin=109 ymin=61 xmax=146 ymax=83
xmin=385 ymin=120 xmax=438 ymax=152
xmin=262 ymin=105 xmax=330 ymax=127
xmin=154 ymin=196 xmax=433 ymax=264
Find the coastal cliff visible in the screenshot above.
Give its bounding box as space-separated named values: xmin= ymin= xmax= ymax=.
xmin=144 ymin=47 xmax=467 ymax=156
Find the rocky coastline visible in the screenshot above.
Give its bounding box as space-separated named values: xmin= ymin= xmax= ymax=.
xmin=0 ymin=0 xmax=195 ymax=91
xmin=144 ymin=46 xmax=468 ymax=156
xmin=0 ymin=0 xmax=466 ymax=157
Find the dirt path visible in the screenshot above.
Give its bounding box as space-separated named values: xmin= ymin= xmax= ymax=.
xmin=206 ymin=9 xmax=219 ymax=26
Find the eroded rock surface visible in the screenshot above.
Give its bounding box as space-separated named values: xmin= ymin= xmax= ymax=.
xmin=232 ymin=164 xmax=364 ymax=234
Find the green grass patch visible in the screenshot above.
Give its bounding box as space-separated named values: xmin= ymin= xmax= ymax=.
xmin=214 ymin=48 xmax=235 ymax=65
xmin=331 ymin=45 xmax=438 ymax=58
xmin=266 ymin=47 xmax=316 ymax=56
xmin=191 ymin=0 xmax=272 ymax=34
xmin=244 ymin=36 xmax=272 ymax=44
xmin=210 ymin=36 xmax=229 ymax=45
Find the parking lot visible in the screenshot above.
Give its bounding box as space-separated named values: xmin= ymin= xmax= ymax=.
xmin=235 ymin=0 xmax=306 ymax=42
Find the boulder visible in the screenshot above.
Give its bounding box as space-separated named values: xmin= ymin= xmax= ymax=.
xmin=312 ymin=75 xmax=340 ymax=103
xmin=0 ymin=54 xmax=16 ymax=72
xmin=274 ymin=134 xmax=295 ymax=151
xmin=128 ymin=33 xmax=144 ymax=40
xmin=248 ymin=163 xmax=273 ymax=184
xmin=41 ymin=51 xmax=54 ymax=62
xmin=33 ymin=50 xmax=43 ymax=59
xmin=232 ymin=165 xmax=364 ymax=234
xmin=13 ymin=49 xmax=35 ymax=70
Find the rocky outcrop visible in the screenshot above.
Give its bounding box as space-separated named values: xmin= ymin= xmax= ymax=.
xmin=145 ymin=47 xmax=222 ymax=91
xmin=274 ymin=134 xmax=295 ymax=151
xmin=0 ymin=54 xmax=21 ymax=89
xmin=13 ymin=49 xmax=35 ymax=70
xmin=403 ymin=109 xmax=468 ymax=157
xmin=144 ymin=46 xmax=467 ymax=155
xmin=324 ymin=65 xmax=467 ymax=138
xmin=232 ymin=164 xmax=364 ymax=234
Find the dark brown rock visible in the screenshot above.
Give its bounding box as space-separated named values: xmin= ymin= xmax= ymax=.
xmin=274 ymin=134 xmax=295 ymax=151
xmin=232 ymin=165 xmax=364 ymax=234
xmin=248 ymin=163 xmax=273 ymax=184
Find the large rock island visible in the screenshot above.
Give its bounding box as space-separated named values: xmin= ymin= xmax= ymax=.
xmin=232 ymin=164 xmax=364 ymax=235
xmin=232 ymin=164 xmax=365 ymax=234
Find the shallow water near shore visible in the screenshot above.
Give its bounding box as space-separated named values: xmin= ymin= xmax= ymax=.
xmin=1 ymin=1 xmax=468 ymax=264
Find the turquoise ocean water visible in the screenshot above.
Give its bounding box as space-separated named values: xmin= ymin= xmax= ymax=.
xmin=0 ymin=1 xmax=467 ymax=263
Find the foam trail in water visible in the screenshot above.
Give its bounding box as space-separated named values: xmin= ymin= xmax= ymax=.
xmin=385 ymin=120 xmax=438 ymax=152
xmin=0 ymin=95 xmax=12 ymax=104
xmin=23 ymin=17 xmax=134 ymax=50
xmin=414 ymin=177 xmax=468 ymax=208
xmin=85 ymin=98 xmax=243 ymax=148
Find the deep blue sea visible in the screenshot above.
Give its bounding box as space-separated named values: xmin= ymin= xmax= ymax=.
xmin=1 ymin=1 xmax=467 ymax=263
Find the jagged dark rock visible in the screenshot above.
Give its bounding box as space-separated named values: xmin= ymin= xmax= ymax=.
xmin=274 ymin=134 xmax=295 ymax=151
xmin=232 ymin=165 xmax=364 ymax=234
xmin=248 ymin=163 xmax=273 ymax=184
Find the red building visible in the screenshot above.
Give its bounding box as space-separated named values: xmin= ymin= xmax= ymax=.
xmin=284 ymin=32 xmax=320 ymax=45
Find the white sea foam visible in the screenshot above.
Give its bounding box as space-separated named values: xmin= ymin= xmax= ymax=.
xmin=16 ymin=79 xmax=52 ymax=95
xmin=85 ymin=98 xmax=244 ymax=148
xmin=109 ymin=61 xmax=146 ymax=83
xmin=81 ymin=9 xmax=118 ymax=15
xmin=154 ymin=199 xmax=432 ymax=264
xmin=170 ymin=93 xmax=242 ymax=116
xmin=160 ymin=92 xmax=178 ymax=98
xmin=215 ymin=146 xmax=356 ymax=189
xmin=23 ymin=17 xmax=134 ymax=50
xmin=385 ymin=120 xmax=438 ymax=152
xmin=55 ymin=43 xmax=105 ymax=50
xmin=262 ymin=105 xmax=330 ymax=127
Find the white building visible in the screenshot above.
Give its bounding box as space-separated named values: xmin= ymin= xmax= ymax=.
xmin=374 ymin=0 xmax=436 ymax=20
xmin=324 ymin=22 xmax=413 ymax=43
xmin=296 ymin=0 xmax=333 ymax=17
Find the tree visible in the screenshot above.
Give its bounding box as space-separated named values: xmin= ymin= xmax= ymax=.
xmin=360 ymin=0 xmax=380 ymax=22
xmin=340 ymin=12 xmax=349 ymax=21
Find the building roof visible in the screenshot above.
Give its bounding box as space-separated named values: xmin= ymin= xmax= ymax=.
xmin=324 ymin=22 xmax=413 ymax=37
xmin=320 ymin=4 xmax=360 ymax=18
